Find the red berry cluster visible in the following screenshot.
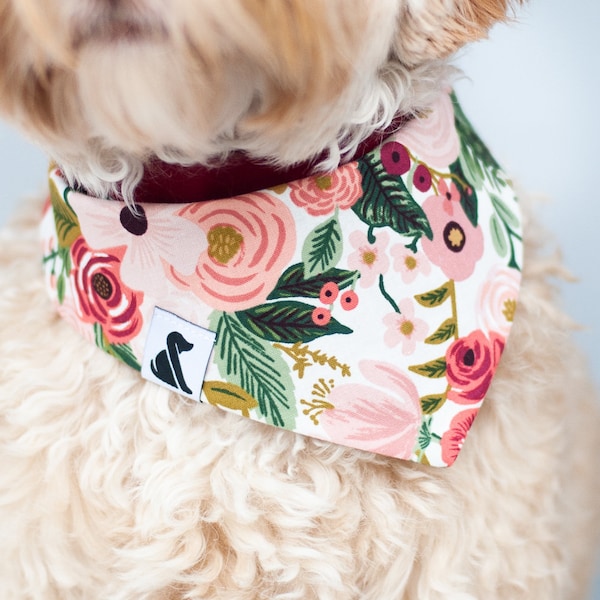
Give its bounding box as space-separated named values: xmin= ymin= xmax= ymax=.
xmin=311 ymin=282 xmax=359 ymax=326
xmin=380 ymin=141 xmax=432 ymax=193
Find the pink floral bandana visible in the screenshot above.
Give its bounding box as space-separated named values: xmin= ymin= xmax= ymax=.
xmin=41 ymin=92 xmax=523 ymax=467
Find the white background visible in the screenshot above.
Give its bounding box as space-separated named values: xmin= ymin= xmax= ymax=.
xmin=0 ymin=0 xmax=598 ymax=595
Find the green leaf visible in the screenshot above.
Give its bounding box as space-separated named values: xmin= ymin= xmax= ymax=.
xmin=420 ymin=394 xmax=446 ymax=415
xmin=491 ymin=193 xmax=520 ymax=230
xmin=268 ymin=263 xmax=357 ymax=300
xmin=418 ymin=416 xmax=433 ymax=450
xmin=490 ymin=213 xmax=509 ymax=258
xmin=302 ymin=215 xmax=343 ymax=278
xmin=354 ymin=153 xmax=433 ymax=241
xmin=451 ymin=92 xmax=507 ymax=194
xmin=449 ymin=158 xmax=479 ymax=227
xmin=209 ymin=312 xmax=297 ymax=428
xmin=93 ymin=322 xmax=141 ymax=371
xmin=236 ymin=301 xmax=352 ymax=343
xmin=415 ymin=282 xmax=451 ymax=308
xmin=107 ymin=341 xmax=142 ymax=371
xmin=50 ymin=178 xmax=81 ymax=248
xmin=409 ymin=357 xmax=447 ymax=379
xmin=56 ymin=273 xmax=66 ymax=304
xmin=424 ymin=318 xmax=456 ymax=345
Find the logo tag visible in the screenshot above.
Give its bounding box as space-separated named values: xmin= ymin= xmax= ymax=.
xmin=141 ymin=307 xmax=217 ymax=401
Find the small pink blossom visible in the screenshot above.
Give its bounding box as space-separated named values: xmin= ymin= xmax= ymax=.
xmin=383 ymin=299 xmax=429 ymax=355
xmin=438 ymin=179 xmax=461 ymax=215
xmin=441 ymin=408 xmax=479 ymax=466
xmin=390 ymin=245 xmax=431 ymax=284
xmin=320 ymin=361 xmax=421 ymax=459
xmin=347 ymin=230 xmax=390 ymax=287
xmin=420 ymin=196 xmax=484 ymax=282
xmin=289 ymin=162 xmax=362 ymax=216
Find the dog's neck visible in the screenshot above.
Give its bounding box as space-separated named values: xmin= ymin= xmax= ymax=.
xmin=127 ymin=117 xmax=410 ymax=204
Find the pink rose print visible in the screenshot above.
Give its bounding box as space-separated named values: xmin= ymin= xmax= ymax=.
xmin=347 ymin=230 xmax=390 ymax=287
xmin=320 ymin=361 xmax=421 ymax=459
xmin=441 ymin=408 xmax=479 ymax=466
xmin=70 ymin=238 xmax=144 ymax=344
xmin=420 ymin=195 xmax=484 ymax=282
xmin=392 ymin=92 xmax=459 ymax=168
xmin=289 ymin=162 xmax=362 ymax=216
xmin=390 ymin=244 xmax=431 ymax=283
xmin=69 ymin=192 xmax=206 ymax=298
xmin=478 ymin=266 xmax=521 ymax=337
xmin=383 ymin=299 xmax=428 ymax=355
xmin=445 ymin=330 xmax=505 ymax=404
xmin=170 ymin=191 xmax=296 ymax=312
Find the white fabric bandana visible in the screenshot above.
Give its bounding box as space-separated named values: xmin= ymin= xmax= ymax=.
xmin=41 ymin=91 xmax=523 ymax=467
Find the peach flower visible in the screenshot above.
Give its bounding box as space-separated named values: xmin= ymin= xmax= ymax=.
xmin=170 ymin=191 xmax=296 ymax=311
xmin=347 ymin=229 xmax=390 ymax=287
xmin=288 ymin=162 xmax=362 ymax=216
xmin=478 ymin=266 xmax=521 ymax=337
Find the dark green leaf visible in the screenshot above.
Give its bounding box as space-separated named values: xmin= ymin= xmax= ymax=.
xmin=209 ymin=312 xmax=297 ymax=428
xmin=302 ymin=216 xmax=343 ymax=278
xmin=424 ymin=318 xmax=456 ymax=345
xmin=268 ymin=263 xmax=357 ymax=300
xmin=420 ymin=394 xmax=446 ymax=415
xmin=449 ymin=158 xmax=478 ymax=227
xmin=236 ymin=301 xmax=352 ymax=343
xmin=354 ymin=153 xmax=433 ymax=240
xmin=108 ymin=341 xmax=142 ymax=371
xmin=418 ymin=416 xmax=433 ymax=450
xmin=415 ymin=282 xmax=451 ymax=308
xmin=409 ymin=357 xmax=447 ymax=379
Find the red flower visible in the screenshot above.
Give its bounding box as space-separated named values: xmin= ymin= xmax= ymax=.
xmin=70 ymin=238 xmax=144 ymax=344
xmin=445 ymin=330 xmax=504 ymax=404
xmin=288 ymin=162 xmax=362 ymax=216
xmin=441 ymin=408 xmax=479 ymax=466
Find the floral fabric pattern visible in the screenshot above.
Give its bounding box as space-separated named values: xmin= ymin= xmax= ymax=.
xmin=41 ymin=91 xmax=523 ymax=467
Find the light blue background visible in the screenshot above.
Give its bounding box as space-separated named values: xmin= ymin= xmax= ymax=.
xmin=0 ymin=0 xmax=598 ymax=595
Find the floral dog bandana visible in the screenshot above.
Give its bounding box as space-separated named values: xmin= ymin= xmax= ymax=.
xmin=41 ymin=92 xmax=522 ymax=467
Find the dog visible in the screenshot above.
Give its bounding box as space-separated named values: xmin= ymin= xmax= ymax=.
xmin=0 ymin=0 xmax=599 ymax=598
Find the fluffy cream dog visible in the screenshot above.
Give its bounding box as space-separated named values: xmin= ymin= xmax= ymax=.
xmin=0 ymin=1 xmax=599 ymax=598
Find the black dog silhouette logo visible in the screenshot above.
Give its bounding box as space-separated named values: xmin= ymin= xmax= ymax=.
xmin=150 ymin=331 xmax=195 ymax=395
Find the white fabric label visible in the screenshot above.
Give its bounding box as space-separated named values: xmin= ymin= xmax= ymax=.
xmin=141 ymin=307 xmax=217 ymax=401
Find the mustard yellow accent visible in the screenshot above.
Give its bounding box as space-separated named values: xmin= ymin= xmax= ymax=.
xmin=300 ymin=378 xmax=335 ymax=425
xmin=404 ymin=256 xmax=417 ymax=270
xmin=502 ymin=298 xmax=517 ymax=323
xmin=203 ymin=381 xmax=259 ymax=417
xmin=362 ymin=250 xmax=376 ymax=265
xmin=207 ymin=225 xmax=243 ymax=264
xmin=401 ymin=320 xmax=415 ymax=336
xmin=446 ymin=226 xmax=464 ymax=249
xmin=315 ymin=175 xmax=333 ymax=191
xmin=274 ymin=341 xmax=351 ymax=379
